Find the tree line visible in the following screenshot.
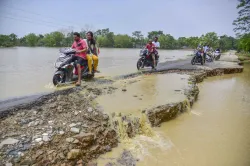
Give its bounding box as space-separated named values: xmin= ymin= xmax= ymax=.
xmin=0 ymin=30 xmax=239 ymax=51
xmin=0 ymin=0 xmax=249 ymax=52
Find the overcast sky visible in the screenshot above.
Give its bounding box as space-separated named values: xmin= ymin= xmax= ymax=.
xmin=0 ymin=0 xmax=239 ymax=38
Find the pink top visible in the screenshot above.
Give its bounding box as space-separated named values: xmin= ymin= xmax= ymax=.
xmin=71 ymin=38 xmax=87 ymax=59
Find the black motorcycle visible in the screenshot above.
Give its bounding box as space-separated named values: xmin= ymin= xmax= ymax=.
xmin=52 ymin=48 xmax=94 ymax=86
xmin=191 ymin=50 xmax=204 ymax=65
xmin=137 ymin=49 xmax=159 ymax=70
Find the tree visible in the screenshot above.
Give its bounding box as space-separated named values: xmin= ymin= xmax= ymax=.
xmin=177 ymin=37 xmax=188 ymax=48
xmin=25 ymin=33 xmax=39 ymax=47
xmin=43 ymin=31 xmax=64 ymax=47
xmin=233 ymin=0 xmax=250 ymax=35
xmin=114 ymin=34 xmax=133 ymax=48
xmin=132 ymin=31 xmax=144 ymax=47
xmin=200 ymin=32 xmax=219 ymax=48
xmin=238 ymin=33 xmax=250 ymax=51
xmin=186 ymin=37 xmax=200 ymax=48
xmin=147 ymin=31 xmax=163 ymax=39
xmin=158 ymin=34 xmax=177 ymax=49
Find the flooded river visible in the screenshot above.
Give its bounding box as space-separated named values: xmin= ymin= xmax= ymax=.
xmin=97 ymin=63 xmax=250 ymax=166
xmin=0 ymin=47 xmax=191 ymax=100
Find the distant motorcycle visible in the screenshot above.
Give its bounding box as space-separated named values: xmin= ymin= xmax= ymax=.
xmin=52 ymin=48 xmax=94 ymax=86
xmin=191 ymin=50 xmax=204 ymax=65
xmin=214 ymin=50 xmax=221 ymax=60
xmin=205 ymin=51 xmax=214 ymax=62
xmin=136 ymin=48 xmax=159 ymax=70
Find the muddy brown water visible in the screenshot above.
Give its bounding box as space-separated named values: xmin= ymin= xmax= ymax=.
xmin=97 ymin=63 xmax=250 ymax=166
xmin=0 ymin=47 xmax=191 ymax=100
xmin=97 ymin=73 xmax=190 ymax=116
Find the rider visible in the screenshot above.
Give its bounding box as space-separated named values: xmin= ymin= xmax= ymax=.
xmin=152 ymin=36 xmax=160 ymax=59
xmin=85 ymin=31 xmax=100 ymax=74
xmin=146 ymin=39 xmax=156 ymax=69
xmin=152 ymin=36 xmax=160 ymax=49
xmin=71 ymin=32 xmax=87 ymax=86
xmin=203 ymin=44 xmax=208 ymax=64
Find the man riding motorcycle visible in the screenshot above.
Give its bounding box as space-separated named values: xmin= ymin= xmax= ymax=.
xmin=71 ymin=32 xmax=87 ymax=86
xmin=145 ymin=39 xmax=156 ymax=69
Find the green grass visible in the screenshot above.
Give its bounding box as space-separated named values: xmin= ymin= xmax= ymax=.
xmin=236 ymin=52 xmax=250 ymax=62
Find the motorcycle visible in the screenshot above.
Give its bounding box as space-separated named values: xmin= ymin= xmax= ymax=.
xmin=214 ymin=50 xmax=221 ymax=60
xmin=191 ymin=50 xmax=204 ymax=65
xmin=137 ymin=48 xmax=159 ymax=70
xmin=205 ymin=51 xmax=214 ymax=62
xmin=52 ymin=48 xmax=94 ymax=86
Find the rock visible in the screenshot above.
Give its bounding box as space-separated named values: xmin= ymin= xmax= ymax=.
xmin=88 ymin=107 xmax=93 ymax=112
xmin=18 ymin=152 xmax=24 ymax=157
xmin=76 ymin=122 xmax=82 ymax=126
xmin=34 ymin=120 xmax=40 ymax=126
xmin=122 ymin=88 xmax=127 ymax=92
xmin=69 ymin=123 xmax=77 ymax=127
xmin=103 ymin=114 xmax=109 ymax=120
xmin=43 ymin=135 xmax=50 ymax=142
xmin=59 ymin=131 xmax=65 ymax=135
xmin=48 ymin=121 xmax=53 ymax=125
xmin=28 ymin=121 xmax=35 ymax=127
xmin=133 ymin=95 xmax=137 ymax=97
xmin=94 ymin=112 xmax=98 ymax=116
xmin=35 ymin=138 xmax=42 ymax=143
xmin=66 ymin=137 xmax=75 ymax=143
xmin=58 ymin=152 xmax=65 ymax=159
xmin=74 ymin=111 xmax=79 ymax=116
xmin=73 ymin=132 xmax=95 ymax=144
xmin=77 ymin=160 xmax=83 ymax=164
xmin=42 ymin=133 xmax=48 ymax=136
xmin=73 ymin=139 xmax=79 ymax=144
xmin=0 ymin=138 xmax=19 ymax=148
xmin=105 ymin=145 xmax=112 ymax=152
xmin=39 ymin=120 xmax=44 ymax=125
xmin=5 ymin=162 xmax=12 ymax=166
xmin=34 ymin=150 xmax=44 ymax=158
xmin=67 ymin=149 xmax=80 ymax=160
xmin=70 ymin=128 xmax=80 ymax=134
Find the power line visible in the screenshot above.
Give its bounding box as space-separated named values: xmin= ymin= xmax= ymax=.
xmin=1 ymin=4 xmax=80 ymax=28
xmin=1 ymin=12 xmax=75 ymax=28
xmin=0 ymin=15 xmax=65 ymax=29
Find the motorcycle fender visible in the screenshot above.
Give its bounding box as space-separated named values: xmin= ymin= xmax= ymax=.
xmin=54 ymin=70 xmax=64 ymax=76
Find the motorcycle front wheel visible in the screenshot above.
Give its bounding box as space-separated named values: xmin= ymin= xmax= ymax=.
xmin=191 ymin=56 xmax=196 ymax=65
xmin=137 ymin=58 xmax=143 ymax=70
xmin=53 ymin=73 xmax=65 ymax=86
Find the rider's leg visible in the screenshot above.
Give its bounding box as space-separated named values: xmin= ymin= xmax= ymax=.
xmin=76 ymin=64 xmax=81 ymax=86
xmin=86 ymin=54 xmax=93 ymax=74
xmin=92 ymin=55 xmax=99 ymax=72
xmin=152 ymin=53 xmax=156 ymax=68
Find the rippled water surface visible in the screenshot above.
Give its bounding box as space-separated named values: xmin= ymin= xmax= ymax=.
xmin=0 ymin=47 xmax=191 ymax=99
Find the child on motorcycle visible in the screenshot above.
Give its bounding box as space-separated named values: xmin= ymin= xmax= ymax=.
xmin=145 ymin=39 xmax=156 ymax=69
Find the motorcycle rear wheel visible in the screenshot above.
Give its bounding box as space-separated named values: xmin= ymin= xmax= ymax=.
xmin=53 ymin=74 xmax=65 ymax=86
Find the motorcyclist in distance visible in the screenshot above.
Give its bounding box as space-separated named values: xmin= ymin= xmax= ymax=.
xmin=145 ymin=39 xmax=156 ymax=69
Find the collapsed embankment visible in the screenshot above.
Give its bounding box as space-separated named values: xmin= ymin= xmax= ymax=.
xmin=0 ymin=57 xmax=243 ymax=166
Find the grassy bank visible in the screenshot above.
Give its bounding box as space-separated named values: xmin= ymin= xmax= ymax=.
xmin=236 ymin=52 xmax=250 ymax=62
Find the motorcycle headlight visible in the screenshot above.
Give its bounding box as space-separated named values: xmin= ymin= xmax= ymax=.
xmin=55 ymin=62 xmax=61 ymax=68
